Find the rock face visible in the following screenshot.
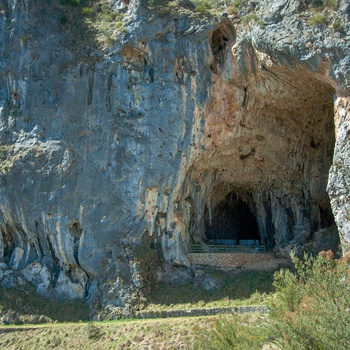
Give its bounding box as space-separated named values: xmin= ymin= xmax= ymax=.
xmin=0 ymin=0 xmax=349 ymax=309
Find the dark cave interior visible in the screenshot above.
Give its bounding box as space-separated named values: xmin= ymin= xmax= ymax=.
xmin=204 ymin=192 xmax=260 ymax=244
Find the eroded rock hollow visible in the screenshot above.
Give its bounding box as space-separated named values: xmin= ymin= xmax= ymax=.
xmin=0 ymin=0 xmax=349 ymax=311
xmin=184 ymin=27 xmax=337 ymax=251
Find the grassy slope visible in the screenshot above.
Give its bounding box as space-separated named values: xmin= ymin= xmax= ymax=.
xmin=0 ymin=263 xmax=283 ymax=348
xmin=0 ymin=285 xmax=90 ymax=323
xmin=144 ymin=266 xmax=276 ymax=311
xmin=0 ymin=316 xmax=219 ymax=350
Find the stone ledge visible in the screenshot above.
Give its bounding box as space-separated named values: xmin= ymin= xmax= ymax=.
xmin=136 ymin=306 xmax=268 ymax=319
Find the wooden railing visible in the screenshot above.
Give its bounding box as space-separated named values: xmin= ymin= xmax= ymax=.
xmin=189 ymin=244 xmax=266 ymax=253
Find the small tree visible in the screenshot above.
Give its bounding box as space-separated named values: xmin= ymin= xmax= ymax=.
xmin=192 ymin=314 xmax=268 ymax=350
xmin=193 ymin=251 xmax=350 ymax=349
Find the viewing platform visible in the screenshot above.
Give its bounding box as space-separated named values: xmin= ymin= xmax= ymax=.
xmin=189 ymin=240 xmax=266 ymax=254
xmin=188 ymin=240 xmax=270 ymax=268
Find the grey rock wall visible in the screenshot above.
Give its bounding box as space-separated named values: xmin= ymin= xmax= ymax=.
xmin=0 ymin=0 xmax=349 ymax=311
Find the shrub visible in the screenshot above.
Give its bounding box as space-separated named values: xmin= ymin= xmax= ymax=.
xmin=228 ymin=5 xmax=239 ymax=14
xmin=194 ymin=0 xmax=212 ymax=14
xmin=59 ymin=13 xmax=68 ymax=24
xmin=269 ymin=251 xmax=350 ymax=350
xmin=309 ymin=13 xmax=327 ymax=25
xmin=332 ymin=21 xmax=342 ymax=32
xmin=192 ymin=314 xmax=268 ymax=350
xmin=82 ymin=7 xmax=94 ymax=16
xmin=193 ymin=251 xmax=350 ymax=350
xmin=61 ymin=0 xmax=81 ymax=5
xmin=148 ymin=0 xmax=171 ymax=7
xmin=115 ymin=19 xmax=126 ymax=32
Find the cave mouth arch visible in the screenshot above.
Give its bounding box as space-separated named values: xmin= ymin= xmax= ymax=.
xmin=204 ymin=192 xmax=260 ymax=245
xmin=185 ymin=73 xmax=341 ymax=253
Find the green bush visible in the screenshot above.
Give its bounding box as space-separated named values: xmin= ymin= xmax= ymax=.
xmin=193 ymin=251 xmax=350 ymax=350
xmin=193 ymin=0 xmax=212 ymax=14
xmin=332 ymin=21 xmax=342 ymax=32
xmin=310 ymin=13 xmax=327 ymax=25
xmin=192 ymin=314 xmax=268 ymax=350
xmin=61 ymin=0 xmax=81 ymax=5
xmin=148 ymin=0 xmax=171 ymax=7
xmin=82 ymin=7 xmax=94 ymax=16
xmin=269 ymin=251 xmax=350 ymax=350
xmin=59 ymin=13 xmax=68 ymax=24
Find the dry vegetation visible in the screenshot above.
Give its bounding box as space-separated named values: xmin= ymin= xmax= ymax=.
xmin=0 ymin=316 xmax=219 ymax=350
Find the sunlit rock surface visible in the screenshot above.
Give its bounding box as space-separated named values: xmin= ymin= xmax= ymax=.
xmin=0 ymin=0 xmax=349 ymax=309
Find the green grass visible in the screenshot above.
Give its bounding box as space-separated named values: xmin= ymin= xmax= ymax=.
xmin=193 ymin=313 xmax=269 ymax=350
xmin=332 ymin=21 xmax=342 ymax=32
xmin=144 ymin=266 xmax=277 ymax=312
xmin=6 ymin=253 xmax=348 ymax=349
xmin=82 ymin=6 xmax=94 ymax=16
xmin=0 ymin=284 xmax=89 ymax=323
xmin=61 ymin=0 xmax=81 ymax=5
xmin=57 ymin=0 xmax=122 ymax=48
xmin=0 ymin=316 xmax=218 ymax=349
xmin=193 ymin=0 xmax=212 ymax=14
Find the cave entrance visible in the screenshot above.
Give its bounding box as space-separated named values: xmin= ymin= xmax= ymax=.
xmin=204 ymin=192 xmax=260 ymax=245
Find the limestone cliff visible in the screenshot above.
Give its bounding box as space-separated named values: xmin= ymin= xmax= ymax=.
xmin=0 ymin=0 xmax=349 ymax=312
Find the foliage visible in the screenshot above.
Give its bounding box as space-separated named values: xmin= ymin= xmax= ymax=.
xmin=193 ymin=0 xmax=212 ymax=14
xmin=241 ymin=13 xmax=264 ymax=27
xmin=232 ymin=0 xmax=242 ymax=6
xmin=82 ymin=7 xmax=94 ymax=16
xmin=228 ymin=0 xmax=242 ymax=14
xmin=61 ymin=0 xmax=81 ymax=5
xmin=148 ymin=0 xmax=171 ymax=7
xmin=192 ymin=251 xmax=350 ymax=349
xmin=80 ymin=1 xmax=120 ymax=45
xmin=0 ymin=316 xmax=211 ymax=349
xmin=59 ymin=13 xmax=68 ymax=23
xmin=332 ymin=21 xmax=342 ymax=32
xmin=115 ymin=13 xmax=127 ymax=32
xmin=309 ymin=13 xmax=327 ymax=26
xmin=269 ymin=251 xmax=350 ymax=350
xmin=192 ymin=314 xmax=268 ymax=350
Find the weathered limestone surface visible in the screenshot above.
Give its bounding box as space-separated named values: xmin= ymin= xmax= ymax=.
xmin=0 ymin=0 xmax=349 ymax=310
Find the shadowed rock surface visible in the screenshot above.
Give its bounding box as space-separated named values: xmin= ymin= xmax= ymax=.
xmin=0 ymin=0 xmax=349 ymax=313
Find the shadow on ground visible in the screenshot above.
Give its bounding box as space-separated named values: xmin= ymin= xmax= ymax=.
xmin=145 ymin=263 xmax=290 ymax=310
